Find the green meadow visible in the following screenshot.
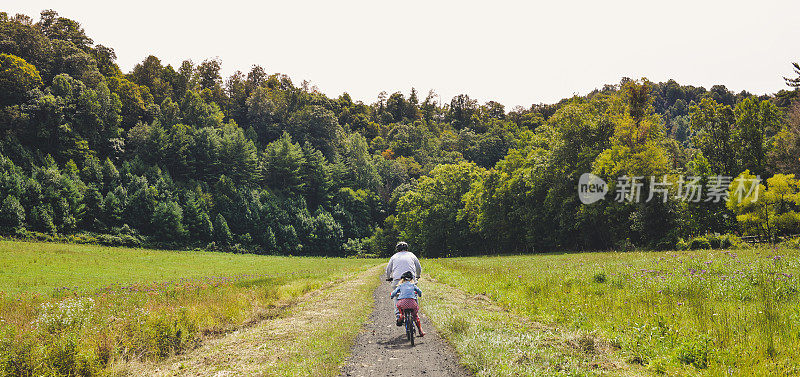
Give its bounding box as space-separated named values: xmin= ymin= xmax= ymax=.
xmin=4 ymin=239 xmax=800 ymax=377
xmin=0 ymin=241 xmax=377 ymax=376
xmin=0 ymin=240 xmax=375 ymax=295
xmin=425 ymin=246 xmax=800 ymax=376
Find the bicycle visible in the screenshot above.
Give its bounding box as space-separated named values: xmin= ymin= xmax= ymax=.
xmin=387 ymin=276 xmax=421 ymax=346
xmin=403 ymin=308 xmax=416 ymax=345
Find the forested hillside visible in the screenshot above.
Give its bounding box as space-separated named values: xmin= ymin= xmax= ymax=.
xmin=1 ymin=10 xmax=799 ymax=256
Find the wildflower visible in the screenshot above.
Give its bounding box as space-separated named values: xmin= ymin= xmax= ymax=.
xmin=34 ymin=297 xmax=95 ymax=333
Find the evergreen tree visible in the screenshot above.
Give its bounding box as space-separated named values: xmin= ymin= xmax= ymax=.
xmin=152 ymin=200 xmax=186 ymax=241
xmin=259 ymin=132 xmax=305 ymax=195
xmin=213 ymin=213 xmax=233 ymax=245
xmin=184 ymin=191 xmax=213 ymax=241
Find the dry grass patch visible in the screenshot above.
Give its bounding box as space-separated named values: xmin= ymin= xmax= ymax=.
xmin=0 ymin=241 xmax=378 ymax=376
xmin=119 ymin=265 xmax=382 ymax=377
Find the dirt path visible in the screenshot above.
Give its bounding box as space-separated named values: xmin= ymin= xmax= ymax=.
xmin=339 ymin=279 xmax=471 ymax=377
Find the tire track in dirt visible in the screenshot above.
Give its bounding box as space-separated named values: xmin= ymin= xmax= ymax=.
xmin=339 ymin=278 xmax=471 ymax=377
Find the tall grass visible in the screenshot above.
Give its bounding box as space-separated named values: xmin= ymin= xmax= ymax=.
xmin=427 ymin=246 xmax=800 ymax=376
xmin=0 ymin=241 xmax=376 ymax=376
xmin=421 ymin=278 xmax=642 ymax=376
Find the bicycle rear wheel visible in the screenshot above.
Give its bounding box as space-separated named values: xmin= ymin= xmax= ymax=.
xmin=404 ymin=309 xmax=415 ymax=345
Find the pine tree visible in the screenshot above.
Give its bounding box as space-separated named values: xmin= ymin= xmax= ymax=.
xmin=214 ymin=213 xmax=233 ymax=245
xmin=184 ymin=192 xmax=213 ymax=241
xmin=152 ymin=201 xmax=186 ymax=241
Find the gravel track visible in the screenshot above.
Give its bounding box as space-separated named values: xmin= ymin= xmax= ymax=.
xmin=339 ymin=278 xmax=471 ymax=377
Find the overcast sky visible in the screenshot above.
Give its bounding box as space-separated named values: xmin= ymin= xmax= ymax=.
xmin=5 ymin=0 xmax=800 ymax=108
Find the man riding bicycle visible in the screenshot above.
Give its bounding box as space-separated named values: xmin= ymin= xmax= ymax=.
xmin=384 ymin=241 xmax=421 ymax=323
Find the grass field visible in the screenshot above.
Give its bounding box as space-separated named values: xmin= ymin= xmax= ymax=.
xmin=0 ymin=241 xmax=378 ymax=376
xmin=0 ymin=241 xmax=375 ymax=295
xmin=6 ymin=240 xmax=800 ymax=377
xmin=422 ymin=276 xmax=647 ymax=377
xmin=425 ymin=246 xmax=800 ymax=376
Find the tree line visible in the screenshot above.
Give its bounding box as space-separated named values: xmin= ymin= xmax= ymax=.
xmin=1 ymin=10 xmax=798 ymax=256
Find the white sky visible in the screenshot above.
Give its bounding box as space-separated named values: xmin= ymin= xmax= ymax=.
xmin=5 ymin=0 xmax=800 ymax=108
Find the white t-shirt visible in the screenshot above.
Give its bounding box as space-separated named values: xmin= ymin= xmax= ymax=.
xmin=384 ymin=251 xmax=422 ymax=281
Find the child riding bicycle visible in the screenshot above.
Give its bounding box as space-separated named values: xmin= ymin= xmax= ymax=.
xmin=390 ymin=271 xmax=425 ymax=337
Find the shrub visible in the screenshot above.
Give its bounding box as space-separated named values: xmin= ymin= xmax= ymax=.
xmin=708 ymin=235 xmax=722 ymax=249
xmin=120 ymin=234 xmax=142 ymax=247
xmin=67 ymin=233 xmax=98 ymax=244
xmin=44 ymin=336 xmax=79 ymax=375
xmin=96 ymin=234 xmax=141 ymax=247
xmin=592 ymin=272 xmax=607 ymax=283
xmin=342 ymin=237 xmax=371 ymax=257
xmin=675 ymin=337 xmax=710 ymax=369
xmin=0 ymin=330 xmax=37 ymax=376
xmin=653 ymin=237 xmax=678 ymax=251
xmin=779 ymin=236 xmax=800 ymax=249
xmin=615 ymin=238 xmax=635 ymax=252
xmin=74 ymin=348 xmax=102 ymax=376
xmin=229 ymin=243 xmax=248 ymax=254
xmin=690 ymin=237 xmax=711 ymax=250
xmin=686 ymin=234 xmax=744 ymax=250
xmin=141 ymin=309 xmax=198 ymax=359
xmin=717 ymin=233 xmax=744 ymax=249
xmin=647 ymin=356 xmax=669 ymax=375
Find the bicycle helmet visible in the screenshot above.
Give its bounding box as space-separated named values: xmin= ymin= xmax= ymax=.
xmin=401 ymin=271 xmax=415 ymax=281
xmin=395 ymin=241 xmax=409 ymax=252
